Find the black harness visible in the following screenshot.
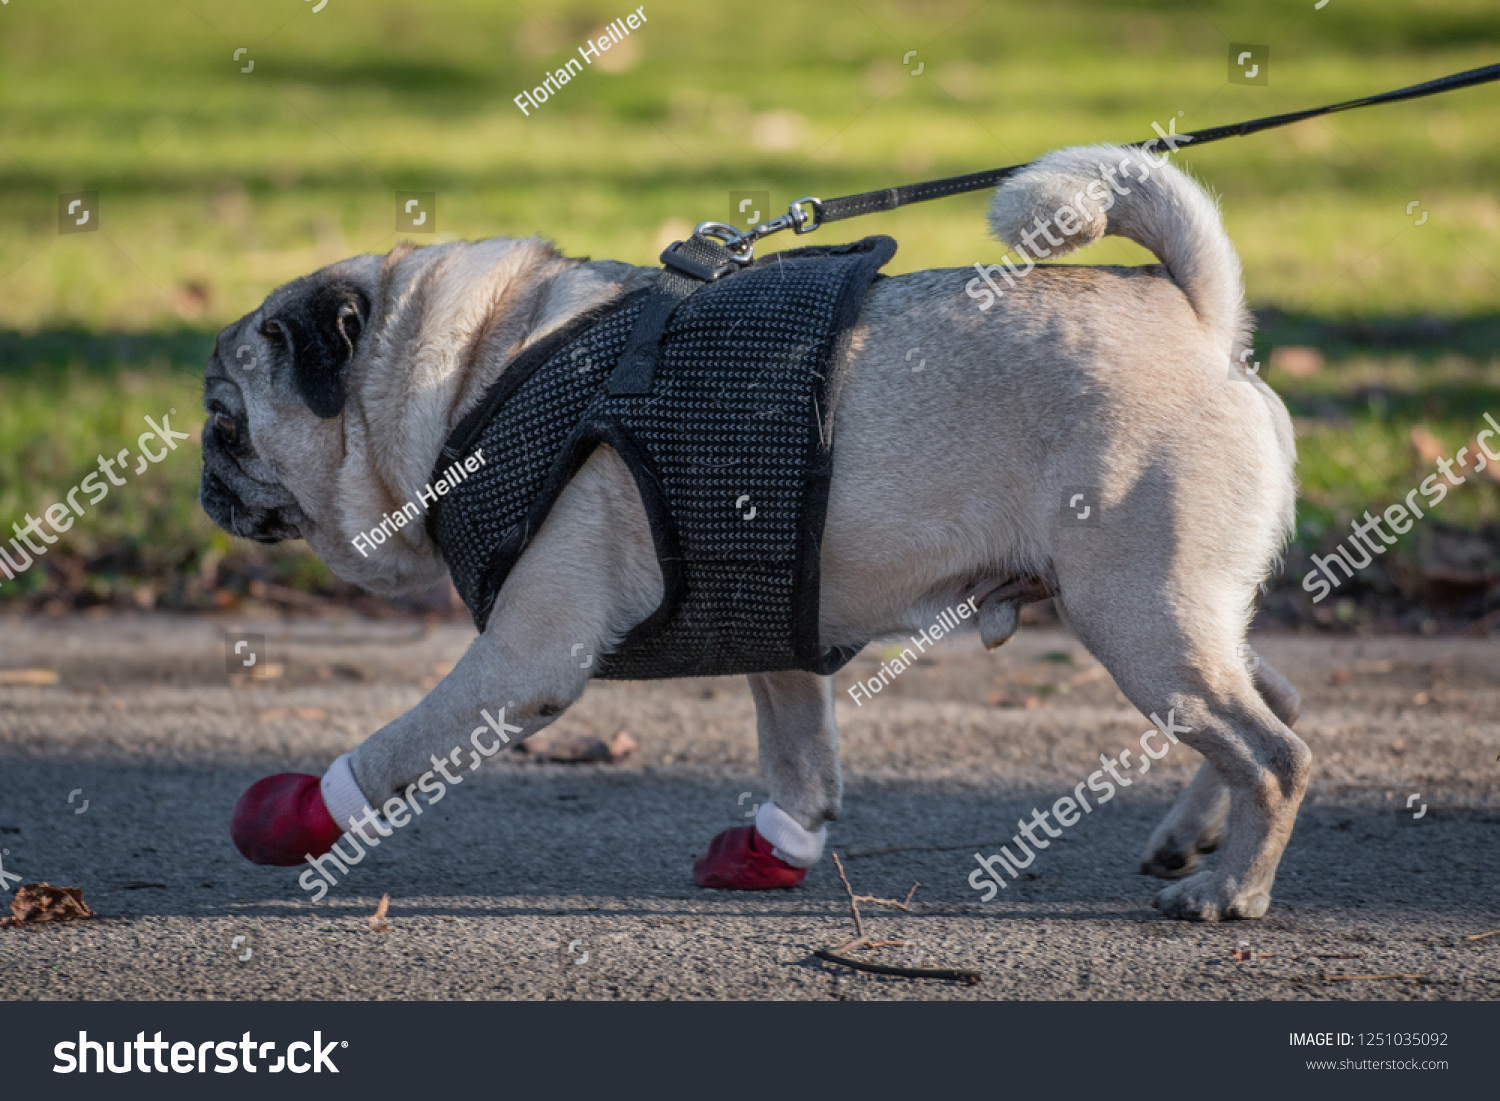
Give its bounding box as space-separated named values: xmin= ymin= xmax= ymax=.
xmin=426 ymin=234 xmax=896 ymax=680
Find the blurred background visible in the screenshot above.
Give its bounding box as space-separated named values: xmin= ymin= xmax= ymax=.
xmin=1 ymin=0 xmax=1497 ymax=632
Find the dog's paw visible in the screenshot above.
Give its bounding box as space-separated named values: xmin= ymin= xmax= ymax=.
xmin=1139 ymin=828 xmax=1219 ymax=880
xmin=1153 ymin=870 xmax=1270 ymax=922
xmin=693 ymin=826 xmax=807 ymax=890
xmin=231 ymin=773 xmax=343 ymax=866
xmin=1140 ymin=819 xmax=1225 ymax=880
xmin=1139 ymin=843 xmax=1199 ymax=880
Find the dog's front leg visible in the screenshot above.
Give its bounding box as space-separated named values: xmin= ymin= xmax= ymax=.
xmin=229 ymin=592 xmax=604 ymax=872
xmin=338 ymin=620 xmax=590 ymax=820
xmin=228 ymin=446 xmax=661 ymax=870
xmin=693 ymin=670 xmax=838 ymax=890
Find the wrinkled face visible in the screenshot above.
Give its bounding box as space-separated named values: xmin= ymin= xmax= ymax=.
xmin=199 ymin=266 xmax=373 ymax=545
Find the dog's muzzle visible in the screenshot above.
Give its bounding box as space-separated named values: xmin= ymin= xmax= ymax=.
xmin=199 ymin=432 xmax=304 ymax=544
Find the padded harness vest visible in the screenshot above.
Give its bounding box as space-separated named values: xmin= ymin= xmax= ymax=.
xmin=426 ymin=234 xmax=896 ymax=680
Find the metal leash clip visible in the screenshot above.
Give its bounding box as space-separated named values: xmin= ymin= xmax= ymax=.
xmin=692 ymin=196 xmax=823 ymax=264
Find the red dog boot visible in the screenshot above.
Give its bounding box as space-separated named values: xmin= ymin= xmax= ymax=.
xmin=231 ymin=773 xmax=343 ymax=866
xmin=693 ymin=826 xmax=807 ymax=890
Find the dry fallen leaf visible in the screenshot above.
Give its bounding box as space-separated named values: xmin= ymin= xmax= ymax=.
xmin=2 ymin=883 xmax=96 ymax=926
xmin=608 ymin=730 xmax=638 ymax=760
xmin=0 ymin=669 xmax=60 ymax=686
xmin=518 ymin=731 xmax=626 ymax=763
xmin=367 ymin=894 xmax=390 ymax=934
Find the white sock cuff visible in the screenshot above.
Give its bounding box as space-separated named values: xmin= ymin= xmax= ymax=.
xmin=755 ymin=801 xmax=826 ymax=868
xmin=320 ymin=753 xmax=378 ymax=832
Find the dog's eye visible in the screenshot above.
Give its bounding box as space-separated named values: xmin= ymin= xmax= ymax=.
xmin=258 ymin=319 xmax=290 ymax=349
xmin=213 ymin=411 xmax=239 ymax=441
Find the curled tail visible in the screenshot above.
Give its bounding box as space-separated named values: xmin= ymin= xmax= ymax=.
xmin=985 ymin=144 xmax=1249 ymax=354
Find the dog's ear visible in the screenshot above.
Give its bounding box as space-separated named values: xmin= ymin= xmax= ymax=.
xmin=260 ymin=279 xmax=369 ymax=419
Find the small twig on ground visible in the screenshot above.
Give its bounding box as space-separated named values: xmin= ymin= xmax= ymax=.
xmin=831 ymin=853 xmax=865 ymax=941
xmin=814 ymin=949 xmax=981 ymax=985
xmin=833 ymin=854 xmax=920 ymax=914
xmin=1321 ymin=973 xmax=1425 ymax=982
xmin=820 ymin=855 xmax=975 ymax=983
xmin=855 ymin=886 xmax=919 ymax=911
xmin=1465 ymin=929 xmax=1500 ymax=941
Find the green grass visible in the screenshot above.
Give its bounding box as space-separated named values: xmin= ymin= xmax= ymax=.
xmin=4 ymin=0 xmax=1500 ymax=323
xmin=1 ymin=0 xmax=1498 ymax=606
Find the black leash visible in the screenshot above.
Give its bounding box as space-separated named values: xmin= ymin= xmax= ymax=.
xmin=612 ymin=59 xmax=1500 ymax=396
xmin=701 ymin=59 xmax=1500 ymax=259
xmin=810 ymin=59 xmax=1500 ymax=228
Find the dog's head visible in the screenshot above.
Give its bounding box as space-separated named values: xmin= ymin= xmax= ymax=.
xmin=200 ymin=255 xmax=382 ymax=551
xmin=201 ymin=237 xmax=643 ymax=594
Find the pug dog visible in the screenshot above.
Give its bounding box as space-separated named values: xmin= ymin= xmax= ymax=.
xmin=202 ymin=144 xmax=1307 ymax=921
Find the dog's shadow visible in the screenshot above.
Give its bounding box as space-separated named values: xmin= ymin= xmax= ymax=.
xmin=1 ymin=756 xmax=1493 ymax=925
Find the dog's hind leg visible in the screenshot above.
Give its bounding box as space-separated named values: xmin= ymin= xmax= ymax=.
xmin=1057 ymin=565 xmax=1310 ymax=920
xmin=692 ymin=670 xmax=839 ymax=890
xmin=1250 ymin=653 xmax=1301 ymax=727
xmin=1139 ymin=649 xmax=1302 ymax=880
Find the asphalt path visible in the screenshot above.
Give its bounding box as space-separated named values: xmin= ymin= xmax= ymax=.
xmin=0 ymin=615 xmax=1496 ymax=1000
